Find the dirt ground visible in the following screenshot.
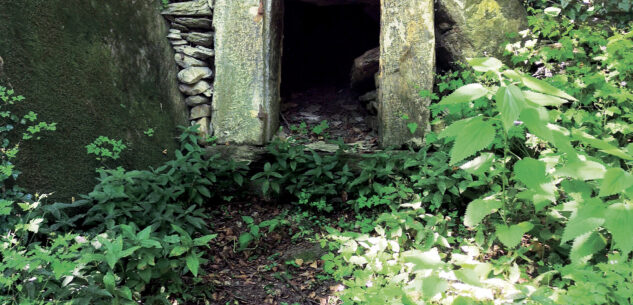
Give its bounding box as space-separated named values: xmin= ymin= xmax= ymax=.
xmin=200 ymin=200 xmax=343 ymax=305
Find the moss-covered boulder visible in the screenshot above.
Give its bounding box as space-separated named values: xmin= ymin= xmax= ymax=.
xmin=437 ymin=0 xmax=528 ymax=64
xmin=0 ymin=0 xmax=187 ymax=200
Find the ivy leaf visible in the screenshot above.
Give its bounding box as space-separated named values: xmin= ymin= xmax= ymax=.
xmin=604 ymin=202 xmax=633 ymax=255
xmin=438 ymin=83 xmax=488 ymax=105
xmin=599 ymin=168 xmax=633 ymax=197
xmin=186 ymin=253 xmax=200 ymax=277
xmin=570 ymin=231 xmax=606 ymax=265
xmin=520 ymin=75 xmax=577 ymax=101
xmin=441 ymin=117 xmax=495 ymax=165
xmin=464 ymin=198 xmax=502 ymax=228
xmin=467 ymin=57 xmax=503 ymax=72
xmin=561 ymin=198 xmax=606 ymax=243
xmin=496 ymin=222 xmax=534 ymax=248
xmin=496 ymin=85 xmax=527 ymax=131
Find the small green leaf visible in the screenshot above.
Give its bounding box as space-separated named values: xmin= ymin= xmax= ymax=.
xmin=513 ymin=158 xmax=549 ymax=190
xmin=496 ymin=222 xmax=534 ymax=248
xmin=464 ymin=198 xmax=502 ymax=228
xmin=193 ymin=234 xmax=218 ymax=246
xmin=544 ymin=7 xmax=562 ymax=16
xmin=604 ymin=202 xmax=633 ymax=255
xmin=170 ymin=246 xmax=189 ymax=257
xmin=438 ymin=83 xmax=488 ymax=105
xmin=467 ymin=57 xmax=503 ymax=72
xmin=186 ymin=253 xmax=200 ymax=277
xmin=103 ymin=272 xmax=116 ymax=293
xmin=407 ymin=122 xmax=418 ymax=134
xmin=421 ymin=275 xmax=448 ymax=299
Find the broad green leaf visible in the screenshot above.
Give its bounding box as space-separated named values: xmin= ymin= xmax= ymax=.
xmin=556 ymin=156 xmax=606 ymax=181
xmin=520 ymin=107 xmax=554 ymax=142
xmin=460 ymin=153 xmax=495 ymax=175
xmin=197 ymin=185 xmax=211 ymax=198
xmin=561 ymin=198 xmax=606 ymax=243
xmin=467 ymin=57 xmax=503 ymax=72
xmin=444 ymin=117 xmax=495 ymax=165
xmin=404 ymin=248 xmax=444 ymax=270
xmin=496 ymin=85 xmax=527 ymax=131
xmin=570 ymin=231 xmax=606 ymax=264
xmin=119 ymin=286 xmax=133 ymax=300
xmin=523 ymin=90 xmax=569 ymax=107
xmin=438 ymin=83 xmax=488 ymax=105
xmin=496 ymin=222 xmax=534 ymax=248
xmin=600 ymin=168 xmax=633 ymax=197
xmin=604 ymin=202 xmax=633 ymax=255
xmin=464 ymin=198 xmax=502 ymax=228
xmin=421 ymin=275 xmax=448 ymax=299
xmin=120 ymin=246 xmax=140 ymax=258
xmin=186 ymin=253 xmax=200 ymax=277
xmin=438 ymin=117 xmax=475 ymax=139
xmin=520 ymin=75 xmax=577 ymax=101
xmin=513 ymin=158 xmax=548 ymax=189
xmin=572 ymin=129 xmax=633 ymax=160
xmin=139 ymin=239 xmax=162 ymax=249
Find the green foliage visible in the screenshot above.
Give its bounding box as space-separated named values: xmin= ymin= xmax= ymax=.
xmin=86 ymin=136 xmax=127 ymax=162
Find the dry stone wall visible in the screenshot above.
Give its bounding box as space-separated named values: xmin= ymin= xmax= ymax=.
xmin=162 ymin=0 xmax=216 ymax=139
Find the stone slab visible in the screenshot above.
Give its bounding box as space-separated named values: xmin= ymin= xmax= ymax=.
xmin=378 ymin=0 xmax=435 ymax=147
xmin=212 ymin=0 xmax=282 ymax=145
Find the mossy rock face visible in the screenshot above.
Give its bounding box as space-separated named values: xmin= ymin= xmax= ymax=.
xmin=0 ymin=0 xmax=187 ymax=200
xmin=437 ymin=0 xmax=528 ymax=63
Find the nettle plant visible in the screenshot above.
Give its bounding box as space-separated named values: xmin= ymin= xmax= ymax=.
xmin=440 ymin=57 xmax=633 ymax=264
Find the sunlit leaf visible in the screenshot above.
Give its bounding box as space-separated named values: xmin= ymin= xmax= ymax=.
xmin=438 ymin=83 xmax=488 ymax=105
xmin=467 ymin=57 xmax=503 ymax=72
xmin=570 ymin=231 xmax=606 ymax=265
xmin=520 ymin=75 xmax=577 ymax=101
xmin=561 ymin=198 xmax=606 ymax=243
xmin=464 ymin=198 xmax=502 ymax=228
xmin=496 ymin=85 xmax=527 ymax=131
xmin=496 ymin=222 xmax=534 ymax=248
xmin=523 ymin=90 xmax=569 ymax=107
xmin=600 ymin=168 xmax=633 ymax=197
xmin=604 ymin=202 xmax=633 ymax=255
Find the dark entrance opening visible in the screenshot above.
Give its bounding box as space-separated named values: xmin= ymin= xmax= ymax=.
xmin=280 ymin=0 xmax=380 ymax=146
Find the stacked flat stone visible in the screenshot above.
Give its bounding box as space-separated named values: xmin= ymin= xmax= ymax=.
xmin=162 ymin=0 xmax=215 ymax=139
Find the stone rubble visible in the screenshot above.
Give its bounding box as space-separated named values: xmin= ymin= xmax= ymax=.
xmin=162 ymin=0 xmax=215 ymax=140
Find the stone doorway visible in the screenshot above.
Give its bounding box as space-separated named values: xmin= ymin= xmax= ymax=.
xmin=212 ymin=0 xmax=434 ymax=147
xmin=280 ymin=0 xmax=380 ymax=147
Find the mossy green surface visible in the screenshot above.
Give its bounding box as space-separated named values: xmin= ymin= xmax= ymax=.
xmin=0 ymin=0 xmax=187 ymax=200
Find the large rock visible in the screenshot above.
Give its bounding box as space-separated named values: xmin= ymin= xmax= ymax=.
xmin=436 ymin=0 xmax=527 ymax=63
xmin=175 ymin=17 xmax=213 ymax=29
xmin=212 ymin=0 xmax=283 ymax=145
xmin=161 ymin=0 xmax=213 ymax=16
xmin=378 ymin=0 xmax=435 ymax=147
xmin=178 ymin=67 xmax=213 ymax=84
xmin=350 ymin=47 xmax=379 ymax=92
xmin=174 ymin=53 xmax=207 ymax=68
xmin=182 ymin=32 xmax=214 ymax=47
xmin=179 ymin=80 xmax=213 ymax=97
xmin=0 ymin=0 xmax=187 ymax=200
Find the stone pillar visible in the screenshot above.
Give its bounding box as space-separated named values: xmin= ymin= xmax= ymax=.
xmin=378 ymin=0 xmax=435 ymax=147
xmin=212 ymin=0 xmax=282 ymax=145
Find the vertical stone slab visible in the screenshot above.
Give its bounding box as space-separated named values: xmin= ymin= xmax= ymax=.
xmin=212 ymin=0 xmax=281 ymax=145
xmin=378 ymin=0 xmax=435 ymax=147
